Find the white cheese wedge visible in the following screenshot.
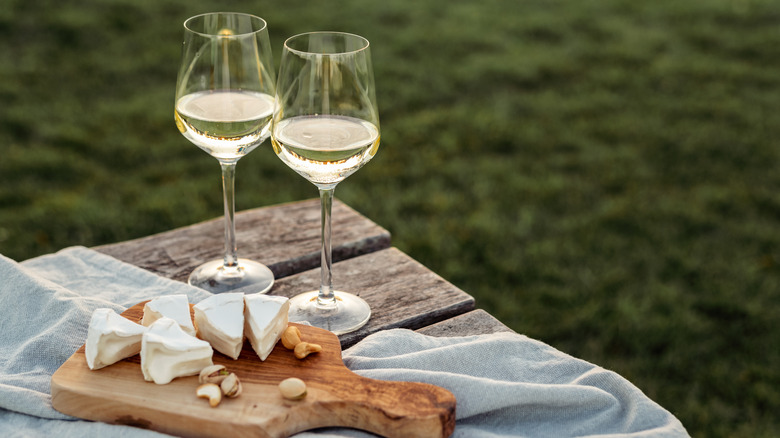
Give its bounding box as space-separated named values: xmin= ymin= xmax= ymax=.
xmin=85 ymin=308 xmax=147 ymax=370
xmin=141 ymin=294 xmax=196 ymax=337
xmin=193 ymin=292 xmax=245 ymax=360
xmin=243 ymin=294 xmax=289 ymax=361
xmin=140 ymin=317 xmax=213 ymax=384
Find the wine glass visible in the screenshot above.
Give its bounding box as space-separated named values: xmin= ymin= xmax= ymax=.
xmin=271 ymin=32 xmax=380 ymax=334
xmin=174 ymin=12 xmax=276 ymax=294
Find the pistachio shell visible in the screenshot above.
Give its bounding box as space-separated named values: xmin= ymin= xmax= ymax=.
xmin=279 ymin=377 xmax=307 ymax=400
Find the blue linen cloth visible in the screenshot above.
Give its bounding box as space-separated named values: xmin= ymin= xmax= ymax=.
xmin=0 ymin=246 xmax=688 ymax=437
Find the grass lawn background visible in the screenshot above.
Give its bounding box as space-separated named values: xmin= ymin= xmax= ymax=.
xmin=1 ymin=0 xmax=779 ymax=436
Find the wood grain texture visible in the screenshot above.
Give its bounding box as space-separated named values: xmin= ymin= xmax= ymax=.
xmin=416 ymin=309 xmax=514 ymax=337
xmin=270 ymin=248 xmax=476 ymax=349
xmin=51 ymin=302 xmax=455 ymax=438
xmin=94 ymin=198 xmax=391 ymax=282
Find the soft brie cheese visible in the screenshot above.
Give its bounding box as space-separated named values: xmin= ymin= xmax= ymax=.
xmin=140 ymin=317 xmax=213 ymax=384
xmin=85 ymin=308 xmax=147 ymax=370
xmin=244 ymin=294 xmax=289 ymax=361
xmin=141 ymin=294 xmax=196 ymax=337
xmin=193 ymin=292 xmax=245 ymax=359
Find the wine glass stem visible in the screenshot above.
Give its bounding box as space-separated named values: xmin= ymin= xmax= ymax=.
xmin=221 ymin=162 xmax=239 ymax=270
xmin=318 ymin=188 xmax=336 ymax=306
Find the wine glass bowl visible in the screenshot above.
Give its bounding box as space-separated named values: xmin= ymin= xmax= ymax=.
xmin=174 ymin=12 xmax=276 ymax=294
xmin=272 ymin=32 xmax=380 ymax=334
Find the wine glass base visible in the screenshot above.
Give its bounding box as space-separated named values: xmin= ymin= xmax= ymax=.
xmin=188 ymin=258 xmax=274 ymax=294
xmin=287 ymin=291 xmax=371 ymax=335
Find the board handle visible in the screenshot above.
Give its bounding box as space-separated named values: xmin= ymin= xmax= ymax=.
xmin=278 ymin=375 xmax=456 ymax=438
xmin=353 ymin=377 xmax=456 ymax=438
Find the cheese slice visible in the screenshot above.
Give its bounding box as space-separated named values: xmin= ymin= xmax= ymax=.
xmin=140 ymin=317 xmax=213 ymax=384
xmin=243 ymin=294 xmax=289 ymax=361
xmin=193 ymin=292 xmax=245 ymax=359
xmin=141 ymin=294 xmax=196 ymax=337
xmin=85 ymin=308 xmax=147 ymax=370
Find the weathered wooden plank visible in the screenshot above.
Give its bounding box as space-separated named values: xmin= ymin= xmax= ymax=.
xmin=95 ymin=198 xmax=391 ymax=282
xmin=269 ymin=247 xmax=476 ymax=348
xmin=416 ymin=309 xmax=514 ymax=337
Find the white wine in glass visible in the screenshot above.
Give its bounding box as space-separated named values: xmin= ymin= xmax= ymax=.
xmin=272 ymin=32 xmax=380 ymax=334
xmin=174 ymin=12 xmax=276 ymax=294
xmin=176 ymin=90 xmax=275 ymax=161
xmin=273 ymin=115 xmax=379 ymax=185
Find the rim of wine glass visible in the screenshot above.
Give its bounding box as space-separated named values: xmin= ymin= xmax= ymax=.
xmin=183 ymin=12 xmax=268 ymax=38
xmin=283 ymin=31 xmax=370 ymax=56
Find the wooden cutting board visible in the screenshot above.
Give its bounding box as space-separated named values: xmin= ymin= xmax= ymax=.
xmin=51 ymin=301 xmax=456 ymax=438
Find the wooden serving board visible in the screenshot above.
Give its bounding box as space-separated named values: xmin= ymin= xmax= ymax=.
xmin=51 ymin=302 xmax=456 ymax=438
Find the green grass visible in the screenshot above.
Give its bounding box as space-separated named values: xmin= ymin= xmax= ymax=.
xmin=2 ymin=0 xmax=780 ymax=435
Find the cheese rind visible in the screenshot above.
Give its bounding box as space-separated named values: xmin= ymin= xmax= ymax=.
xmin=140 ymin=317 xmax=213 ymax=384
xmin=141 ymin=294 xmax=196 ymax=337
xmin=244 ymin=294 xmax=289 ymax=361
xmin=85 ymin=308 xmax=147 ymax=370
xmin=194 ymin=292 xmax=245 ymax=359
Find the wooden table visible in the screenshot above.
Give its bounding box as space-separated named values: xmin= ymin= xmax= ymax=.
xmin=95 ymin=198 xmax=512 ymax=348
